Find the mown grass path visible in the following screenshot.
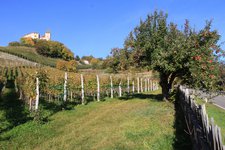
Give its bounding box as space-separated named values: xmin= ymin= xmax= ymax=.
xmin=0 ymin=91 xmax=189 ymax=150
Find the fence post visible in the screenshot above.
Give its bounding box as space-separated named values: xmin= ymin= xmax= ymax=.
xmin=97 ymin=75 xmax=100 ymax=102
xmin=63 ymin=72 xmax=67 ymax=102
xmin=70 ymin=91 xmax=73 ymax=101
xmin=119 ymin=81 xmax=122 ymax=97
xmin=147 ymin=78 xmax=150 ymax=91
xmin=137 ymin=77 xmax=140 ymax=93
xmin=127 ymin=76 xmax=130 ymax=93
xmin=110 ymin=75 xmax=113 ymax=98
xmin=81 ymin=74 xmax=85 ymax=105
xmin=35 ymin=77 xmax=39 ymax=111
xmin=141 ymin=78 xmax=143 ymax=92
xmin=150 ymin=80 xmax=153 ymax=91
xmin=153 ymin=81 xmax=155 ymax=91
xmin=132 ymin=80 xmax=135 ymax=94
xmin=145 ymin=78 xmax=147 ymax=92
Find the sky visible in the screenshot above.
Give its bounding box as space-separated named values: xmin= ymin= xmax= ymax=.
xmin=0 ymin=0 xmax=225 ymax=58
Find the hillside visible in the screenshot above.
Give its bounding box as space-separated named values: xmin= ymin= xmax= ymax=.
xmin=0 ymin=51 xmax=38 ymax=67
xmin=0 ymin=46 xmax=60 ymax=67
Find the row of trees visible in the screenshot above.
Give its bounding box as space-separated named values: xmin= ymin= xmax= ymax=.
xmin=9 ymin=38 xmax=74 ymax=61
xmin=104 ymin=10 xmax=224 ymax=100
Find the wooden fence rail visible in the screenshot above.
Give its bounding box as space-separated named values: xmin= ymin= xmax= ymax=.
xmin=179 ymin=85 xmax=225 ymax=150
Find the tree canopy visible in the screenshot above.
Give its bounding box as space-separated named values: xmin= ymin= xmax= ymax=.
xmin=105 ymin=10 xmax=223 ymax=100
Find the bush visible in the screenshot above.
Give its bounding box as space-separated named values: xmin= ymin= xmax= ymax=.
xmin=35 ymin=40 xmax=74 ymax=61
xmin=8 ymin=41 xmax=21 ymax=46
xmin=56 ymin=60 xmax=77 ymax=72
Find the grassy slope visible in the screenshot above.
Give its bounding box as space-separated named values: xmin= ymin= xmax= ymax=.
xmin=196 ymin=99 xmax=225 ymax=144
xmin=0 ymin=46 xmax=60 ymax=67
xmin=0 ymin=91 xmax=177 ymax=150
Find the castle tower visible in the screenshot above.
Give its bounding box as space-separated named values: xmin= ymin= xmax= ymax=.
xmin=44 ymin=32 xmax=51 ymax=41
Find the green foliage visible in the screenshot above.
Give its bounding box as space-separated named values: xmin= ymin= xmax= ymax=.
xmin=103 ymin=48 xmax=131 ymax=73
xmin=35 ymin=40 xmax=74 ymax=61
xmin=56 ymin=60 xmax=77 ymax=72
xmin=75 ymin=55 xmax=80 ymax=61
xmin=218 ymin=63 xmax=225 ymax=90
xmin=7 ymin=37 xmax=74 ymax=61
xmin=20 ymin=38 xmax=35 ymax=47
xmin=113 ymin=10 xmax=222 ymax=99
xmin=8 ymin=41 xmax=21 ymax=46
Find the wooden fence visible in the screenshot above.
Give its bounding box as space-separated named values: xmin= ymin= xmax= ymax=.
xmin=178 ymin=85 xmax=225 ymax=150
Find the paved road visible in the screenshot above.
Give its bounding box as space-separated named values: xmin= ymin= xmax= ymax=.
xmin=211 ymin=95 xmax=225 ymax=110
xmin=189 ymin=89 xmax=225 ymax=110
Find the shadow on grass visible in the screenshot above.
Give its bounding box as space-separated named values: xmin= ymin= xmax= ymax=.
xmin=117 ymin=90 xmax=192 ymax=149
xmin=39 ymin=98 xmax=81 ymax=122
xmin=118 ymin=92 xmax=163 ymax=101
xmin=172 ymin=91 xmax=192 ymax=150
xmin=0 ymin=80 xmax=31 ymax=135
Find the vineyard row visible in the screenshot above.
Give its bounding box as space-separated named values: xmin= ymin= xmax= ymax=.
xmin=0 ymin=67 xmax=159 ymax=111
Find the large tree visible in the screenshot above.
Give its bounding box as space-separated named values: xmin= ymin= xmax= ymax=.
xmin=130 ymin=11 xmax=221 ymax=100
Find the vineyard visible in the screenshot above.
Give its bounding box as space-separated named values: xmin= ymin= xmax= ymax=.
xmin=0 ymin=46 xmax=59 ymax=67
xmin=0 ymin=66 xmax=159 ymax=111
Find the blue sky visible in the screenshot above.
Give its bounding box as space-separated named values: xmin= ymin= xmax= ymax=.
xmin=0 ymin=0 xmax=225 ymax=58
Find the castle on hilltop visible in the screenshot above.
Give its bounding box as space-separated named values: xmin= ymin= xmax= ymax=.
xmin=23 ymin=32 xmax=51 ymax=41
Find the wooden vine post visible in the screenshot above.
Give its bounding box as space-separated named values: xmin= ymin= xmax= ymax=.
xmin=132 ymin=80 xmax=135 ymax=94
xmin=145 ymin=79 xmax=147 ymax=92
xmin=150 ymin=80 xmax=153 ymax=91
xmin=127 ymin=76 xmax=130 ymax=93
xmin=35 ymin=76 xmax=39 ymax=111
xmin=137 ymin=77 xmax=140 ymax=93
xmin=141 ymin=78 xmax=143 ymax=92
xmin=110 ymin=75 xmax=113 ymax=98
xmin=63 ymin=72 xmax=67 ymax=102
xmin=147 ymin=78 xmax=150 ymax=91
xmin=119 ymin=81 xmax=122 ymax=97
xmin=70 ymin=91 xmax=73 ymax=101
xmin=97 ymin=75 xmax=100 ymax=102
xmin=81 ymin=74 xmax=85 ymax=105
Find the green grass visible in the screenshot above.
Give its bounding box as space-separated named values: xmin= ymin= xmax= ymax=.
xmin=0 ymin=91 xmax=179 ymax=150
xmin=195 ymin=98 xmax=225 ymax=144
xmin=0 ymin=46 xmax=60 ymax=67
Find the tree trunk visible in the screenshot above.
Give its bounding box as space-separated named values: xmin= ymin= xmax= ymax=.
xmin=160 ymin=72 xmax=176 ymax=101
xmin=161 ymin=82 xmax=169 ymax=101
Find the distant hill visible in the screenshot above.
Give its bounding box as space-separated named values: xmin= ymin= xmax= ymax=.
xmin=0 ymin=46 xmax=60 ymax=67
